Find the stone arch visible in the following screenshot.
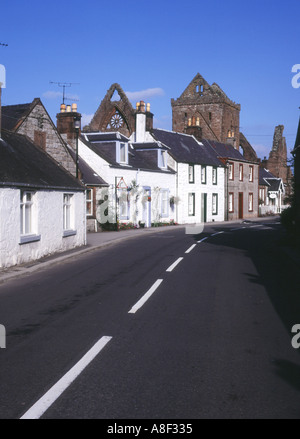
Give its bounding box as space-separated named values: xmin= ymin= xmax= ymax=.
xmin=83 ymin=83 xmax=135 ymax=136
xmin=239 ymin=132 xmax=258 ymax=161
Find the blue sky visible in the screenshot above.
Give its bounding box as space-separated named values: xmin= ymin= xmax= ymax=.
xmin=1 ymin=0 xmax=299 ymax=159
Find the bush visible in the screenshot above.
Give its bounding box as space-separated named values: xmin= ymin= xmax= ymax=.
xmin=280 ymin=206 xmax=296 ymax=234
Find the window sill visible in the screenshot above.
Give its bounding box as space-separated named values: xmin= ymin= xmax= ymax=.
xmin=63 ymin=230 xmax=77 ymax=238
xmin=19 ymin=234 xmax=41 ymax=245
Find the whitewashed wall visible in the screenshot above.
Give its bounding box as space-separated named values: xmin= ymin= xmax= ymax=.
xmin=79 ymin=139 xmax=176 ymax=226
xmin=175 ymin=163 xmax=225 ymax=224
xmin=0 ymin=188 xmax=86 ymax=268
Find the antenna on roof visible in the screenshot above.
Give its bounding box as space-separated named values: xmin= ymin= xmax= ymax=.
xmin=0 ymin=43 xmax=8 ymax=47
xmin=49 ymin=81 xmax=80 ymax=104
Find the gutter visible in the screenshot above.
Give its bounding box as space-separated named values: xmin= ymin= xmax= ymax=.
xmin=0 ymin=182 xmax=85 ymax=192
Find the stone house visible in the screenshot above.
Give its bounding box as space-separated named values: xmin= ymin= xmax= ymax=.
xmin=206 ymin=140 xmax=259 ymax=220
xmin=1 ymin=98 xmax=76 ymax=176
xmin=0 ymin=129 xmax=86 ymax=269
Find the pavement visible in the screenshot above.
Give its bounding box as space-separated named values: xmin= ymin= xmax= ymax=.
xmin=1 ymin=215 xmax=298 ymax=284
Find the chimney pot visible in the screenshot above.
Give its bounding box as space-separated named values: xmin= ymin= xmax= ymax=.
xmin=66 ymin=105 xmax=71 ymax=113
xmin=72 ymin=103 xmax=77 ymax=113
xmin=140 ymin=101 xmax=145 ymax=112
xmin=60 ymin=103 xmax=66 ymax=113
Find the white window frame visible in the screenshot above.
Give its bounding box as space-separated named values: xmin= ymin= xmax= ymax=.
xmin=158 ymin=150 xmax=167 ymax=169
xmin=188 ymin=193 xmax=195 ymax=216
xmin=20 ymin=191 xmax=34 ymax=236
xmin=249 ymin=193 xmax=254 ymax=212
xmin=161 ymin=189 xmax=169 ymax=218
xmin=188 ymin=164 xmax=195 ymax=183
xmin=229 ymin=162 xmax=234 ymax=180
xmin=117 ymin=142 xmax=128 ymax=164
xmin=212 ymin=193 xmax=218 ymax=215
xmin=118 ymin=188 xmax=129 ymax=220
xmin=86 ymin=188 xmax=93 ymax=217
xmin=239 ymin=164 xmax=243 ymax=181
xmin=20 ymin=191 xmax=41 ymax=244
xmin=63 ymin=193 xmax=76 ymax=237
xmin=201 ymin=166 xmax=207 ymax=184
xmin=228 ymin=192 xmax=234 ymax=213
xmin=249 ymin=165 xmax=254 ymax=182
xmin=212 ymin=167 xmax=217 ymax=185
xmin=120 ymin=143 xmax=126 ymax=163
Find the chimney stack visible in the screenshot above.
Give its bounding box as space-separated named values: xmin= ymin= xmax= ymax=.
xmin=135 ymin=100 xmax=153 ymax=142
xmin=57 ymin=103 xmax=81 ymax=149
xmin=135 ymin=100 xmax=146 ymax=142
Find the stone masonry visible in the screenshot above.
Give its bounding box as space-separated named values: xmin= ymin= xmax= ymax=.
xmin=171 ymin=73 xmax=241 ymax=149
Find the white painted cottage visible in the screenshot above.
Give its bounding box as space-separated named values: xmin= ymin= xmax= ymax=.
xmin=78 ymin=128 xmax=176 ymax=229
xmin=150 ymin=129 xmax=226 ymax=224
xmin=0 ymin=130 xmax=86 ymax=269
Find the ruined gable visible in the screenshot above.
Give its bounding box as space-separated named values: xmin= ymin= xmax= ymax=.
xmin=171 ymin=73 xmax=241 ymax=148
xmin=84 ymin=83 xmax=135 ymax=137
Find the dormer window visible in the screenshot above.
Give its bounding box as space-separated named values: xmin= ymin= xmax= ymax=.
xmin=117 ymin=142 xmax=128 ymax=164
xmin=158 ymin=150 xmax=167 ymax=169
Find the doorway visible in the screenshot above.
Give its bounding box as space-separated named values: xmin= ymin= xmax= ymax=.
xmin=238 ymin=192 xmax=243 ymax=219
xmin=201 ymin=193 xmax=207 ymax=223
xmin=143 ymin=187 xmax=151 ymax=227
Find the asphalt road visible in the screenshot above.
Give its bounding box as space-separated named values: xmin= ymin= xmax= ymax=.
xmin=0 ymin=219 xmax=299 ymax=419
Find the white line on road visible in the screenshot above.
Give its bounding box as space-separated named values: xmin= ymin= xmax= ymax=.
xmin=128 ymin=279 xmax=164 ymax=314
xmin=20 ymin=336 xmax=112 ymax=420
xmin=230 ymin=227 xmax=246 ymax=231
xmin=185 ymin=244 xmax=197 ymax=254
xmin=166 ymin=257 xmax=184 ymax=272
xmin=197 ymin=236 xmax=208 ymax=243
xmin=211 ymin=231 xmax=225 ymax=237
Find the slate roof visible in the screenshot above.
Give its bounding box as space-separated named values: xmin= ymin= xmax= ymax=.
xmin=267 ymin=179 xmax=283 ymax=192
xmin=259 ymin=168 xmax=284 ymax=192
xmin=1 ymin=99 xmax=40 ymax=131
xmin=80 ymin=135 xmax=175 ymax=174
xmin=66 ymin=146 xmax=108 ymax=186
xmin=204 ymin=138 xmax=258 ymax=163
xmin=133 ymin=142 xmax=169 ymax=150
xmin=151 ymin=129 xmax=224 ymax=167
xmin=259 ymin=168 xmax=276 ymax=186
xmin=0 ymin=130 xmax=84 ymax=191
xmin=83 ymin=132 xmax=129 ymax=143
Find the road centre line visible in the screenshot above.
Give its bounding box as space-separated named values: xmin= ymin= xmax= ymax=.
xmin=211 ymin=231 xmax=225 ymax=237
xmin=128 ymin=279 xmax=164 ymax=314
xmin=166 ymin=257 xmax=184 ymax=272
xmin=20 ymin=336 xmax=112 ymax=420
xmin=197 ymin=236 xmax=208 ymax=243
xmin=185 ymin=244 xmax=197 ymax=254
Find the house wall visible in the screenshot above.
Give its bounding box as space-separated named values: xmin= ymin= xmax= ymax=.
xmin=227 ymin=161 xmax=259 ymax=220
xmin=78 ymin=139 xmax=176 ymax=226
xmin=0 ymin=188 xmax=85 ymax=268
xmin=175 ymin=163 xmax=225 ymax=224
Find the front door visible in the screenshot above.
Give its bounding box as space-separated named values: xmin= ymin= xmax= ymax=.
xmin=143 ymin=187 xmax=151 ymax=227
xmin=201 ymin=193 xmax=207 ymax=223
xmin=238 ymin=192 xmax=243 ymax=219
